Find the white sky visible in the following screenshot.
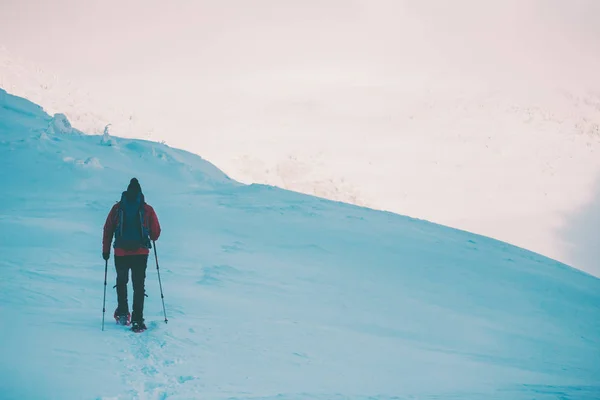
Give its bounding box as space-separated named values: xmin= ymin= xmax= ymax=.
xmin=2 ymin=0 xmax=599 ymax=85
xmin=2 ymin=0 xmax=599 ymax=138
xmin=1 ymin=0 xmax=600 ymax=275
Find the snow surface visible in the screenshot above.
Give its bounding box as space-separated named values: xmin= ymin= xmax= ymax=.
xmin=1 ymin=89 xmax=599 ymax=400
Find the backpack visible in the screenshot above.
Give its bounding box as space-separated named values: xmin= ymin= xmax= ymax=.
xmin=113 ymin=192 xmax=151 ymax=250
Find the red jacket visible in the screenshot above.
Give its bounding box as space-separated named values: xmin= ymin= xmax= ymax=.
xmin=103 ymin=202 xmax=161 ymax=256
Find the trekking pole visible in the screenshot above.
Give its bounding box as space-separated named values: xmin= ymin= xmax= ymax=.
xmin=153 ymin=240 xmax=168 ymax=324
xmin=102 ymin=259 xmax=108 ymax=331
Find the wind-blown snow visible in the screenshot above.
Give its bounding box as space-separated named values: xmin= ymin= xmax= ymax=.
xmin=1 ymin=89 xmax=599 ymax=399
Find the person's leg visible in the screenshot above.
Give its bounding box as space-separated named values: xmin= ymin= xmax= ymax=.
xmin=114 ymin=256 xmax=130 ymax=316
xmin=131 ymin=254 xmax=149 ymax=323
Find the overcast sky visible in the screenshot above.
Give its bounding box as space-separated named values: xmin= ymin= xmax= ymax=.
xmin=1 ymin=0 xmax=599 ymax=90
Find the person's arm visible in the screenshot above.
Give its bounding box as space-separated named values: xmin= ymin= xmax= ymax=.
xmin=149 ymin=206 xmax=161 ymax=241
xmin=103 ymin=204 xmax=118 ymax=256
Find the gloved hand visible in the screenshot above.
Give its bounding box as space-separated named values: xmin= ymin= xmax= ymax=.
xmin=102 ymin=252 xmax=110 ymax=261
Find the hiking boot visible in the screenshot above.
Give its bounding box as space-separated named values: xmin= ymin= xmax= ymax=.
xmin=131 ymin=320 xmax=147 ymax=333
xmin=114 ymin=309 xmax=131 ymax=326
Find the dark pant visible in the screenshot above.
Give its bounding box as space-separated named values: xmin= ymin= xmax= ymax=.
xmin=115 ymin=254 xmax=148 ymax=322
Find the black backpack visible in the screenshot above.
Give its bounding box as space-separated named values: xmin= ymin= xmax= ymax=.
xmin=114 ymin=192 xmax=151 ymax=250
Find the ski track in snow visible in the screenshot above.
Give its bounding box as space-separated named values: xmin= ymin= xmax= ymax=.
xmin=98 ymin=320 xmax=205 ymax=400
xmin=119 ymin=323 xmax=175 ymax=400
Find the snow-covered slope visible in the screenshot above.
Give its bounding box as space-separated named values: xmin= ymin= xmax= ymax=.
xmin=1 ymin=89 xmax=599 ymax=399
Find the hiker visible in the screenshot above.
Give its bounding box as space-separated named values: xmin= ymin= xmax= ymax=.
xmin=102 ymin=178 xmax=161 ymax=332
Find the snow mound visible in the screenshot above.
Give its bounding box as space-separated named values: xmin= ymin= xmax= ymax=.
xmin=83 ymin=157 xmax=102 ymax=168
xmin=100 ymin=124 xmax=117 ymax=146
xmin=46 ymin=113 xmax=80 ymax=135
xmin=62 ymin=156 xmax=102 ymax=168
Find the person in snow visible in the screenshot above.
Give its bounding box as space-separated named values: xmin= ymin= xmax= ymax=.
xmin=102 ymin=178 xmax=161 ymax=332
